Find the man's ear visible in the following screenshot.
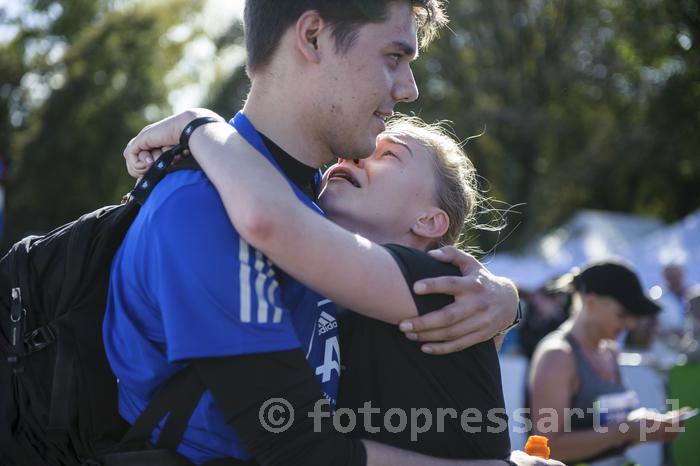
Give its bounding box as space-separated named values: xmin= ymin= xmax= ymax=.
xmin=411 ymin=208 xmax=449 ymax=241
xmin=294 ymin=10 xmax=324 ymax=64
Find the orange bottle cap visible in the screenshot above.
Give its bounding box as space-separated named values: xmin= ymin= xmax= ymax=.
xmin=524 ymin=435 xmax=551 ymax=459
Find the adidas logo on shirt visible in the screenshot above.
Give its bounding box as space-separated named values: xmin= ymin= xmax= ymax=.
xmin=317 ymin=311 xmax=338 ymax=336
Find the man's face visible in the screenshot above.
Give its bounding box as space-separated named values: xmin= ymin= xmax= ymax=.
xmin=314 ymin=1 xmax=419 ymax=160
xmin=318 ymin=131 xmax=438 ymax=243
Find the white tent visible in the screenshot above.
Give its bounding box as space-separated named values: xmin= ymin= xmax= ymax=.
xmin=486 ymin=210 xmax=664 ymax=290
xmin=621 ymin=208 xmax=700 ymax=291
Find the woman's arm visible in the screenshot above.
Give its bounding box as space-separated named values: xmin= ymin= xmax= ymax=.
xmin=124 ymin=109 xmax=521 ymax=345
xmin=181 ymin=113 xmax=418 ymax=324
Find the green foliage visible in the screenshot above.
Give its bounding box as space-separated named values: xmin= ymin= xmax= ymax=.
xmin=402 ymin=0 xmax=700 ymax=250
xmin=205 ymin=19 xmax=248 ymax=117
xmin=2 ymin=1 xmax=197 ymax=245
xmin=1 ymin=1 xmax=698 ymax=253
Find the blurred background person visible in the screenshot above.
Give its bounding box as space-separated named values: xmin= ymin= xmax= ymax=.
xmin=518 ymin=287 xmax=570 ymax=360
xmin=528 ymin=261 xmax=686 ymax=466
xmin=680 ymin=285 xmax=700 ymax=361
xmin=656 ymin=262 xmax=690 ymax=336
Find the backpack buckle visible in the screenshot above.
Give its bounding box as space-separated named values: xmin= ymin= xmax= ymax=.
xmin=25 ymin=325 xmax=56 ymax=353
xmin=8 ymin=287 xmax=28 ymax=369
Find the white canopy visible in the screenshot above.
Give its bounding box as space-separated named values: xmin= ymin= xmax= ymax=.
xmin=621 ymin=209 xmax=700 ymax=290
xmin=486 ymin=209 xmax=670 ymax=291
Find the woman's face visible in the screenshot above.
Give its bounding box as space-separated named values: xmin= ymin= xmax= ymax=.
xmin=318 ymin=131 xmax=439 ymax=244
xmin=595 ymin=296 xmax=637 ymax=339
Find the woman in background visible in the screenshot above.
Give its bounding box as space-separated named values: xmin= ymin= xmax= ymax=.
xmin=529 ymin=261 xmax=686 ymax=466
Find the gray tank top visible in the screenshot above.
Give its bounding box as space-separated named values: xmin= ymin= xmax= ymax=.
xmin=555 ymin=332 xmax=637 ymax=463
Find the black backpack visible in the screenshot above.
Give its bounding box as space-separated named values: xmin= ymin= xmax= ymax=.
xmin=0 ymin=147 xmax=212 ymax=466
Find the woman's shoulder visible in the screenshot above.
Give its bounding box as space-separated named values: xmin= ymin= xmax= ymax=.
xmin=382 ymin=244 xmax=460 ymax=316
xmin=532 ymin=330 xmax=576 ymax=371
xmin=382 ymin=244 xmax=460 ymax=278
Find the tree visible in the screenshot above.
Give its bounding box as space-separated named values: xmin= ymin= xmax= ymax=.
xmin=2 ymin=1 xmax=198 ymax=245
xmin=401 ymin=0 xmax=699 ymax=250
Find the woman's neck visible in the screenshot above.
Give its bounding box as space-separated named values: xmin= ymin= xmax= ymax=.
xmin=568 ymin=313 xmax=606 ymax=350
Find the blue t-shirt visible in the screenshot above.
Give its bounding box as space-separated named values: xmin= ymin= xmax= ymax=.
xmin=103 ymin=113 xmax=340 ymax=463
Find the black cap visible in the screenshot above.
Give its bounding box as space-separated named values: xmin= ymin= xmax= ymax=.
xmin=573 ymin=261 xmax=661 ymax=317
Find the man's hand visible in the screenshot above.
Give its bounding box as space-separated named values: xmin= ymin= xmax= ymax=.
xmin=123 ymin=108 xmax=223 ymax=178
xmin=508 ymin=450 xmax=565 ymax=466
xmin=398 ymin=246 xmax=518 ymax=355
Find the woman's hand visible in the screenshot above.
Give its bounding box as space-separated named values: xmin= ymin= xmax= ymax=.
xmin=123 ymin=108 xmax=223 ymax=178
xmin=625 ymin=407 xmax=684 ymax=444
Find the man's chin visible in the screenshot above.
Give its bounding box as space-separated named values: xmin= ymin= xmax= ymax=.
xmin=343 ymin=135 xmax=377 ymax=160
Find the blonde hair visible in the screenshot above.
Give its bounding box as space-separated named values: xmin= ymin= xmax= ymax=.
xmin=385 ymin=115 xmax=485 ymax=247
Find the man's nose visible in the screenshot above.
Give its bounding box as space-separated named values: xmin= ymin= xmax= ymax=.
xmin=392 ymin=64 xmax=419 ymax=103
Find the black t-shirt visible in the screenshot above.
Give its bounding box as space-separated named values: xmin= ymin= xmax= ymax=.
xmin=337 ymin=244 xmax=511 ymax=460
xmin=259 ymin=132 xmax=319 ymax=200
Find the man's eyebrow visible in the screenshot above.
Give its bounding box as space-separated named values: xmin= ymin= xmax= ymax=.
xmin=384 ymin=135 xmax=414 ymax=157
xmin=391 ymin=41 xmax=417 ymax=58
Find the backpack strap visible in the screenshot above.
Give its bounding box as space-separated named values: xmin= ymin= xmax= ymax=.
xmin=46 ymin=322 xmax=77 ymax=431
xmin=119 ymin=365 xmax=205 ymax=450
xmin=104 ymin=364 xmax=256 ymax=466
xmin=93 ymin=366 xmax=206 ymax=466
xmin=129 ymin=144 xmax=186 ymax=205
xmin=7 ymin=287 xmax=27 ymax=371
xmin=99 ymin=448 xmax=194 ymax=466
xmin=6 ymin=240 xmax=32 ymax=373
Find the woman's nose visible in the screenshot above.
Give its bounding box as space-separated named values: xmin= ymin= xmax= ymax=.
xmin=339 ymin=157 xmax=364 ymax=168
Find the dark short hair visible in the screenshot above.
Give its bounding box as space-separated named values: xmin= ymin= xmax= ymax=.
xmin=243 ymin=0 xmax=447 ymax=75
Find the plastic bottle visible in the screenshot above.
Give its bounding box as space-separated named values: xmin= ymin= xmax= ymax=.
xmin=524 ymin=435 xmax=550 ymax=459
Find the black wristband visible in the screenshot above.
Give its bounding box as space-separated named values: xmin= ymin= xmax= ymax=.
xmin=179 ymin=116 xmax=223 ymax=152
xmin=497 ymin=301 xmax=523 ymax=336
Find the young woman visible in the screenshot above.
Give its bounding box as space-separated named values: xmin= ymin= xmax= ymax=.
xmin=528 ymin=261 xmax=687 ymax=466
xmin=124 ymin=110 xmax=553 ymax=464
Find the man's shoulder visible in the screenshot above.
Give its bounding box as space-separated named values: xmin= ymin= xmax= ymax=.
xmin=148 ymin=169 xmax=218 ymax=205
xmin=121 ymin=169 xmax=242 ymax=257
xmin=139 ymin=170 xmax=232 ymax=226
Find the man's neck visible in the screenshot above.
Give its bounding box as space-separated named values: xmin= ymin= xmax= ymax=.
xmin=242 ymin=85 xmax=331 ymax=169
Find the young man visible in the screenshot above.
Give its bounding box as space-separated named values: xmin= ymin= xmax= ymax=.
xmin=108 ymin=2 xmax=553 ymax=465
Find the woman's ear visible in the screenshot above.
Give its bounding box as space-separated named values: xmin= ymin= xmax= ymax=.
xmin=294 ymin=11 xmax=324 ymax=64
xmin=411 ymin=208 xmax=449 ymax=241
xmin=582 ymin=293 xmax=601 ymax=314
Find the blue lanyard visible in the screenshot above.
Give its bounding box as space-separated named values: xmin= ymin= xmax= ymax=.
xmin=230 ymin=112 xmax=323 ymax=214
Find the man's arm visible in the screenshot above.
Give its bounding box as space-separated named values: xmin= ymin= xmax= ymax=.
xmin=192 ymin=351 xmax=561 ymax=466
